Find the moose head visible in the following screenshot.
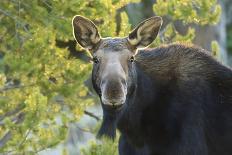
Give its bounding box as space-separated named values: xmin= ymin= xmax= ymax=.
xmin=72 ymin=15 xmax=162 ymax=110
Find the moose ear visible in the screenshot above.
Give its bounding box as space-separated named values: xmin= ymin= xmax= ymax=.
xmin=128 ymin=16 xmax=162 ymax=49
xmin=72 ymin=15 xmax=101 ymax=51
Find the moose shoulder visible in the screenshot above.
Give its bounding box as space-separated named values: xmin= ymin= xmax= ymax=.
xmin=72 ymin=15 xmax=232 ymax=155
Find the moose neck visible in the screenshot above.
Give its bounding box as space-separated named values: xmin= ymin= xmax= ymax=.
xmin=97 ymin=103 xmax=121 ymax=139
xmin=117 ymin=63 xmax=157 ymax=128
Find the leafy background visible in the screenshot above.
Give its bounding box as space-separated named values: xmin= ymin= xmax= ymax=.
xmin=0 ymin=0 xmax=231 ymax=154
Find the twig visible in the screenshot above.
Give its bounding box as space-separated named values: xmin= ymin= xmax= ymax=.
xmin=0 ymin=128 xmax=30 ymax=154
xmin=0 ymin=131 xmax=12 ymax=148
xmin=42 ymin=0 xmax=52 ymax=9
xmin=0 ymin=112 xmax=25 ymax=148
xmin=0 ymin=104 xmax=24 ymax=121
xmin=33 ymin=143 xmax=57 ymax=154
xmin=0 ymin=8 xmax=16 ymax=20
xmin=0 ymin=112 xmax=25 ymax=126
xmin=0 ymin=83 xmax=36 ymax=93
xmin=17 ymin=129 xmax=31 ymax=148
xmin=84 ymin=110 xmax=101 ymax=121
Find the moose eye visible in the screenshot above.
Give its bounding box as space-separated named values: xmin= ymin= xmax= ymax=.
xmin=92 ymin=57 xmax=99 ymax=64
xmin=129 ymin=56 xmax=135 ymax=62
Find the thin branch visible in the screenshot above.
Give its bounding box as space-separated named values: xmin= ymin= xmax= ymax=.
xmin=0 ymin=8 xmax=16 ymax=20
xmin=17 ymin=129 xmax=31 ymax=148
xmin=10 ymin=0 xmax=30 ymax=8
xmin=0 ymin=131 xmax=12 ymax=148
xmin=0 ymin=83 xmax=36 ymax=93
xmin=33 ymin=143 xmax=57 ymax=154
xmin=84 ymin=110 xmax=101 ymax=121
xmin=0 ymin=112 xmax=25 ymax=126
xmin=0 ymin=112 xmax=25 ymax=148
xmin=41 ymin=0 xmax=52 ymax=9
xmin=0 ymin=104 xmax=24 ymax=121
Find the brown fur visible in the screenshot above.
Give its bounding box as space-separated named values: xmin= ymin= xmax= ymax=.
xmin=72 ymin=15 xmax=232 ymax=155
xmin=136 ymin=43 xmax=231 ymax=82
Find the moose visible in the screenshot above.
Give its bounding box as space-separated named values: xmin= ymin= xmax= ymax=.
xmin=72 ymin=15 xmax=232 ymax=155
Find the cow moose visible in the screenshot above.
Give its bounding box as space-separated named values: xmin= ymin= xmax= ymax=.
xmin=72 ymin=15 xmax=232 ymax=155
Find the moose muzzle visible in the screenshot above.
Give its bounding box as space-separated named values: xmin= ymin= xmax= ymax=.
xmin=101 ymin=77 xmax=127 ymax=107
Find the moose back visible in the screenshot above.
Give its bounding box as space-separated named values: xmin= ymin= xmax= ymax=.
xmin=72 ymin=15 xmax=232 ymax=155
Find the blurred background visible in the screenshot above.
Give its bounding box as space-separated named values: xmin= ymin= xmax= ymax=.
xmin=0 ymin=0 xmax=232 ymax=155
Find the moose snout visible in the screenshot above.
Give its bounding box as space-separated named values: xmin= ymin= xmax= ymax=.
xmin=100 ymin=78 xmax=127 ymax=106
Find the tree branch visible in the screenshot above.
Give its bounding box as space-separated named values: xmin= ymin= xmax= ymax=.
xmin=0 ymin=131 xmax=12 ymax=148
xmin=0 ymin=112 xmax=25 ymax=126
xmin=0 ymin=104 xmax=24 ymax=122
xmin=0 ymin=83 xmax=36 ymax=93
xmin=0 ymin=112 xmax=25 ymax=148
xmin=84 ymin=110 xmax=101 ymax=121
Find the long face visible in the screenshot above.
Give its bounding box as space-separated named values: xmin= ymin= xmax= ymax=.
xmin=91 ymin=38 xmax=136 ymax=108
xmin=72 ymin=15 xmax=162 ymax=109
